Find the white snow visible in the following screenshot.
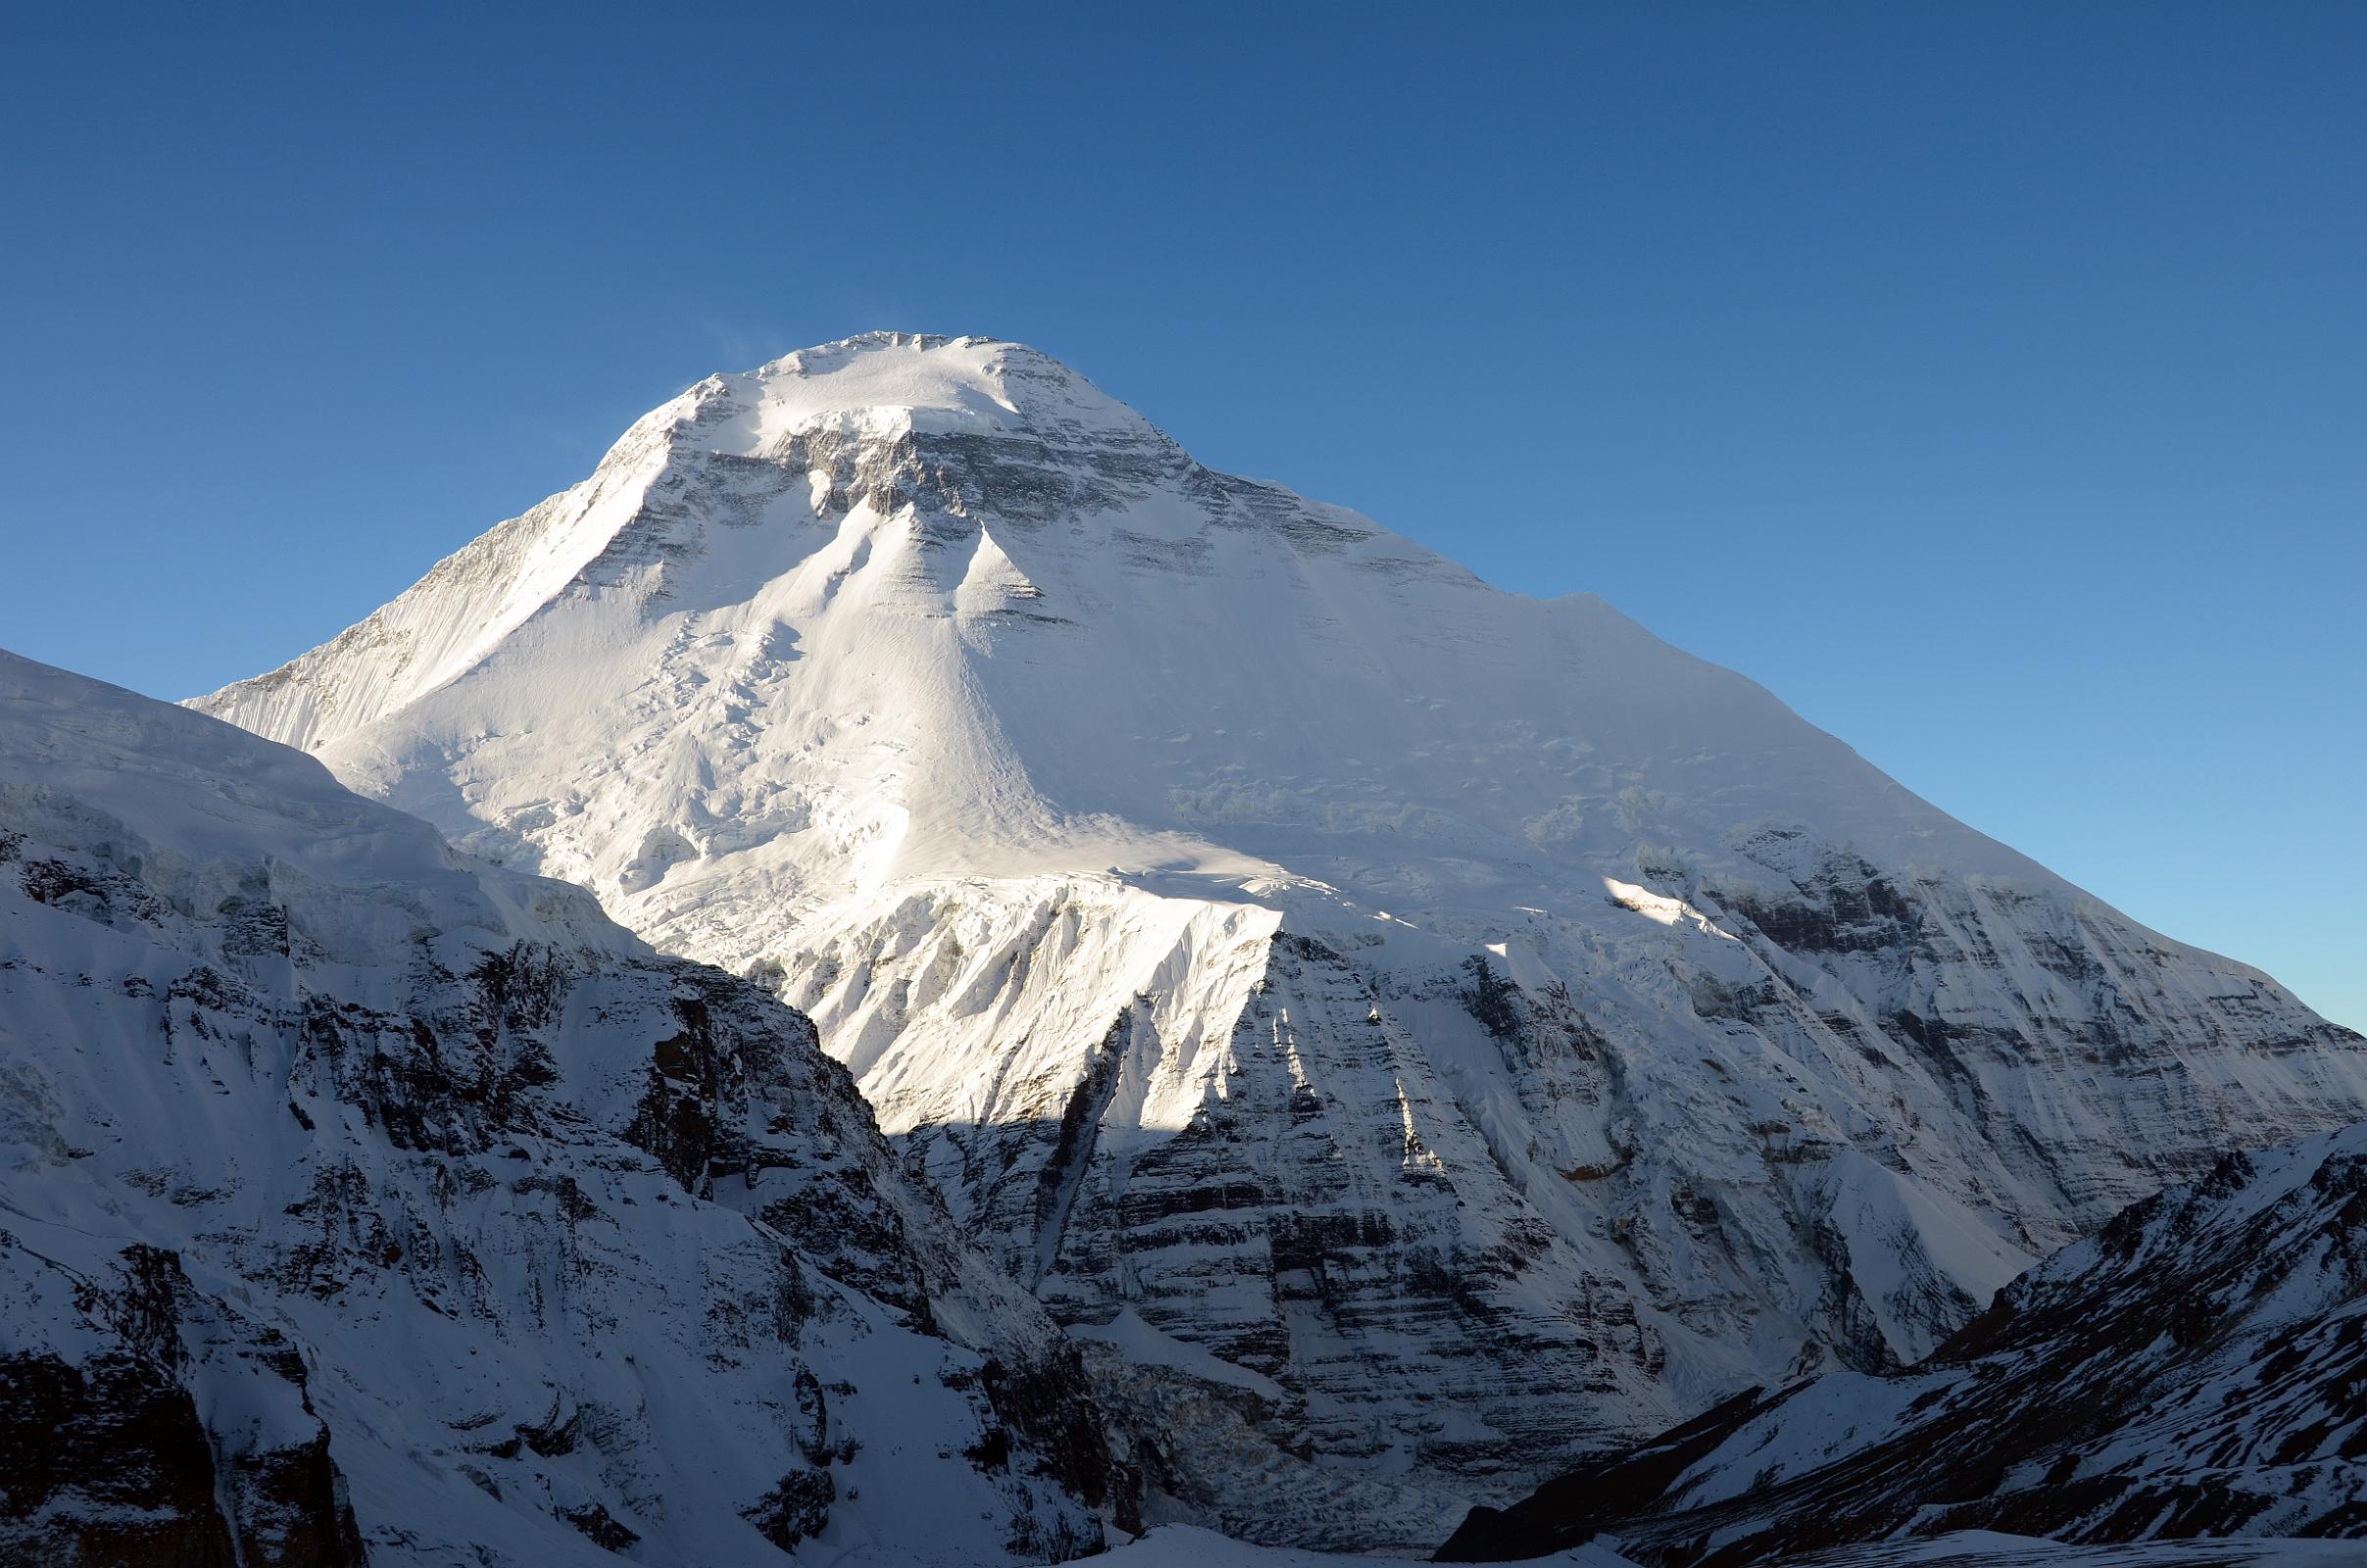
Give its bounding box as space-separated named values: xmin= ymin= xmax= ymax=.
xmin=1068 ymin=1308 xmax=1287 ymax=1399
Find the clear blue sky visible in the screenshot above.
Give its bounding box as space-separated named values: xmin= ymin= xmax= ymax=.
xmin=3 ymin=4 xmax=2359 ymax=1028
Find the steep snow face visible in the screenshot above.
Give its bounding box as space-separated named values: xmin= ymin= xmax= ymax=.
xmin=1439 ymin=1123 xmax=2367 ymax=1564
xmin=0 ymin=650 xmax=1111 ymax=1566
xmin=194 ymin=332 xmax=2367 ymax=1543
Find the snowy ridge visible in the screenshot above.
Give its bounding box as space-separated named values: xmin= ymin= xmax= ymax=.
xmin=191 ymin=332 xmax=2367 ymax=1547
xmin=1438 ymin=1122 xmax=2367 ymax=1562
xmin=0 ymin=649 xmax=1114 ymax=1565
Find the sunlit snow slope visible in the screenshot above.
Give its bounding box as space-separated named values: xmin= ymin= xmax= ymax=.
xmin=196 ymin=332 xmax=2367 ymax=1546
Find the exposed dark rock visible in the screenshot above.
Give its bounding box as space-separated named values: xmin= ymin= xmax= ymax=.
xmin=743 ymin=1468 xmax=835 ymax=1552
xmin=1457 ymin=955 xmax=1524 ymax=1042
xmin=558 ymin=1499 xmax=640 ymax=1551
xmin=0 ymin=1239 xmax=364 ymax=1568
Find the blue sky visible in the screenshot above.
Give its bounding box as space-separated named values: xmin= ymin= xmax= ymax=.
xmin=3 ymin=3 xmax=2359 ymax=1027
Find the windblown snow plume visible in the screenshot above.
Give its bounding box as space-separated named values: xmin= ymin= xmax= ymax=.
xmin=193 ymin=332 xmax=2367 ymax=1546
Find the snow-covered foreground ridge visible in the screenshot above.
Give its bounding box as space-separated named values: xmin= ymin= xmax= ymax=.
xmin=0 ymin=650 xmax=1115 ymax=1565
xmin=1439 ymin=1122 xmax=2367 ymax=1563
xmin=195 ymin=331 xmax=2367 ymax=1543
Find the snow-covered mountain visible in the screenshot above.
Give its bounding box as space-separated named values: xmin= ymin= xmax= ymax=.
xmin=1437 ymin=1121 xmax=2367 ymax=1563
xmin=193 ymin=331 xmax=2367 ymax=1545
xmin=0 ymin=649 xmax=1114 ymax=1565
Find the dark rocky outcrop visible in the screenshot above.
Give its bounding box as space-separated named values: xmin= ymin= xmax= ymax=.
xmin=0 ymin=1238 xmax=365 ymax=1568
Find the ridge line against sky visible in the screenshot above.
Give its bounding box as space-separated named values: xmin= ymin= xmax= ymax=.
xmin=1 ymin=4 xmax=2358 ymax=1028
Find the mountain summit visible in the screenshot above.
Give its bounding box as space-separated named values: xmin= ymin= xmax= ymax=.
xmin=194 ymin=333 xmax=2367 ymax=1546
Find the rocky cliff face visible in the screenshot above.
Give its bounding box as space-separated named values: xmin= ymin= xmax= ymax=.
xmin=0 ymin=1234 xmax=368 ymax=1568
xmin=191 ymin=332 xmax=2367 ymax=1547
xmin=1438 ymin=1121 xmax=2367 ymax=1563
xmin=0 ymin=649 xmax=1111 ymax=1565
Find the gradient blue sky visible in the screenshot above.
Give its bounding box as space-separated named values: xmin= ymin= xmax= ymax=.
xmin=3 ymin=4 xmax=2359 ymax=1027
